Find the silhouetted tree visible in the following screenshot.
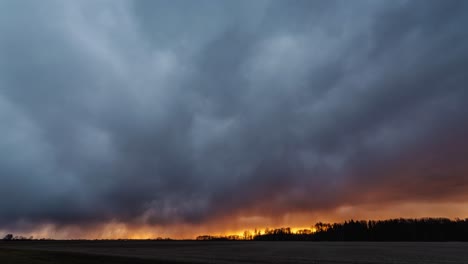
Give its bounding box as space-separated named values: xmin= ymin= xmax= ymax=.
xmin=243 ymin=230 xmax=253 ymax=240
xmin=194 ymin=218 xmax=468 ymax=242
xmin=3 ymin=234 xmax=13 ymax=241
xmin=253 ymin=218 xmax=468 ymax=241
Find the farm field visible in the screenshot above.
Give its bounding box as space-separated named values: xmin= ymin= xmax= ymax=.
xmin=1 ymin=241 xmax=467 ymax=264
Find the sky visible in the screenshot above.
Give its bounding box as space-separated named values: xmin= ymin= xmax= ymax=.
xmin=1 ymin=0 xmax=468 ymax=239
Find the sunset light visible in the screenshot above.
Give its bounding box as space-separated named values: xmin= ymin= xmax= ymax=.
xmin=1 ymin=0 xmax=468 ymax=263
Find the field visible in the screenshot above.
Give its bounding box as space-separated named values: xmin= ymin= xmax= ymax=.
xmin=1 ymin=241 xmax=467 ymax=264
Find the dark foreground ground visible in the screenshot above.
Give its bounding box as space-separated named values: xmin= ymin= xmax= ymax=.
xmin=1 ymin=241 xmax=467 ymax=264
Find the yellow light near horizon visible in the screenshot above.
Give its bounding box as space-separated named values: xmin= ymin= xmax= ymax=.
xmin=290 ymin=227 xmax=316 ymax=233
xmin=223 ymin=226 xmax=317 ymax=238
xmin=14 ymin=200 xmax=468 ymax=240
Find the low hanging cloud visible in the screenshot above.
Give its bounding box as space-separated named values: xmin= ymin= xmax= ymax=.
xmin=1 ymin=0 xmax=468 ymax=233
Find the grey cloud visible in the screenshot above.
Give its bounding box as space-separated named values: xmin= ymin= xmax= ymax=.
xmin=0 ymin=0 xmax=468 ymax=230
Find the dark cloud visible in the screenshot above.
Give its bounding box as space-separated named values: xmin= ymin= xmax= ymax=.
xmin=1 ymin=0 xmax=468 ymax=232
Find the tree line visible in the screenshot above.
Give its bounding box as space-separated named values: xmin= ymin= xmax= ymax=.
xmin=4 ymin=218 xmax=468 ymax=241
xmin=197 ymin=218 xmax=468 ymax=241
xmin=2 ymin=234 xmax=35 ymax=241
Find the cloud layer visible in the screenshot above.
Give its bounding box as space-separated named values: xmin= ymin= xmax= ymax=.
xmin=1 ymin=0 xmax=468 ymax=235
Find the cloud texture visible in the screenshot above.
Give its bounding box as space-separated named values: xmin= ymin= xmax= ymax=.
xmin=1 ymin=0 xmax=468 ymax=235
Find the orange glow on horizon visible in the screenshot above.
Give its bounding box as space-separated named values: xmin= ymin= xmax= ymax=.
xmin=2 ymin=201 xmax=468 ymax=240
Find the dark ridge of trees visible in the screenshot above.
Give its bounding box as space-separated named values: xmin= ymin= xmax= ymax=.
xmin=2 ymin=234 xmax=35 ymax=241
xmin=254 ymin=218 xmax=468 ymax=241
xmin=2 ymin=234 xmax=13 ymax=241
xmin=197 ymin=218 xmax=468 ymax=241
xmin=196 ymin=235 xmax=242 ymax=241
xmin=3 ymin=218 xmax=468 ymax=242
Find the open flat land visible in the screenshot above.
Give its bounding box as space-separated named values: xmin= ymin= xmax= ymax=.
xmin=1 ymin=241 xmax=467 ymax=264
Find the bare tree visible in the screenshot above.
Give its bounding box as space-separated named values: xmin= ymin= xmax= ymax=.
xmin=3 ymin=234 xmax=13 ymax=241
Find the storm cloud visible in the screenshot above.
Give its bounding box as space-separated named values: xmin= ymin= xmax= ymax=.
xmin=1 ymin=0 xmax=468 ymax=234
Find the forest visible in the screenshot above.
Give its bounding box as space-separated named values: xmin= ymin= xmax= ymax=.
xmin=197 ymin=218 xmax=468 ymax=241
